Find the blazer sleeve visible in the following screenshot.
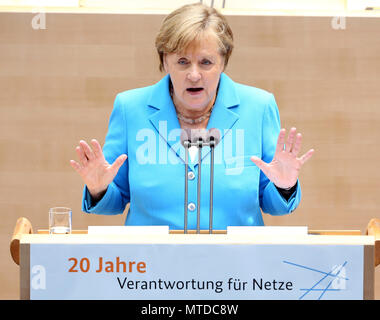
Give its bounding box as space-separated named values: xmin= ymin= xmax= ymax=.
xmin=259 ymin=93 xmax=301 ymax=215
xmin=82 ymin=93 xmax=130 ymax=215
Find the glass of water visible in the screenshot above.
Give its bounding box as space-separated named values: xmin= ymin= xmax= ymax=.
xmin=49 ymin=207 xmax=72 ymax=234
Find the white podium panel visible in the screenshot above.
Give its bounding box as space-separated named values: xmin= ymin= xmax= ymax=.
xmin=20 ymin=233 xmax=374 ymax=300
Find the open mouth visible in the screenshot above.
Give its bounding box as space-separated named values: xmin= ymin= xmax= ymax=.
xmin=186 ymin=88 xmax=203 ymax=94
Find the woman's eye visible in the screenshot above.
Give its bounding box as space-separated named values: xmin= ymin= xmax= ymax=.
xmin=201 ymin=60 xmax=212 ymax=65
xmin=178 ymin=59 xmax=188 ymax=65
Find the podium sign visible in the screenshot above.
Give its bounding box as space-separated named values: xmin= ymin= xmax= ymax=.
xmin=20 ymin=234 xmax=374 ymax=300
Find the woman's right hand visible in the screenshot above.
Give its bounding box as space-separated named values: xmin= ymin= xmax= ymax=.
xmin=70 ymin=139 xmax=127 ymax=201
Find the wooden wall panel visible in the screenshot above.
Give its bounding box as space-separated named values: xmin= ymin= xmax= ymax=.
xmin=0 ymin=12 xmax=379 ymax=299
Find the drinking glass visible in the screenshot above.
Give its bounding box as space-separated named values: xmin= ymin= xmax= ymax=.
xmin=49 ymin=207 xmax=72 ymax=234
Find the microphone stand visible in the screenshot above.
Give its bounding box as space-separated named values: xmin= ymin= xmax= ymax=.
xmin=196 ymin=138 xmax=203 ymax=235
xmin=209 ymin=136 xmax=215 ymax=234
xmin=183 ymin=140 xmax=190 ymax=234
xmin=180 ymin=128 xmax=220 ymax=235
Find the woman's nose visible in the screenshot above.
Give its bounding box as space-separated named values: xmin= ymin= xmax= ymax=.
xmin=187 ymin=65 xmax=201 ymax=82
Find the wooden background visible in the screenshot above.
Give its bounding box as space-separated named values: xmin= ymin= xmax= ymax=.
xmin=0 ymin=11 xmax=379 ymax=299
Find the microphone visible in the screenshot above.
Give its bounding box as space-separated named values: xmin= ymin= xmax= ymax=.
xmin=207 ymin=128 xmax=221 ymax=147
xmin=181 ymin=129 xmax=208 ymax=145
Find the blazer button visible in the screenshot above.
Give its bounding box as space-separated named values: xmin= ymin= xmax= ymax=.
xmin=188 ymin=202 xmax=196 ymax=211
xmin=188 ymin=171 xmax=195 ymax=180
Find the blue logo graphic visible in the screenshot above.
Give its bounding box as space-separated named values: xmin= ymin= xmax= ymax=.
xmin=283 ymin=260 xmax=349 ymax=300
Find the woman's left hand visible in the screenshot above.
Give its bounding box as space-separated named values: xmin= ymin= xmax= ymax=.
xmin=250 ymin=127 xmax=314 ymax=189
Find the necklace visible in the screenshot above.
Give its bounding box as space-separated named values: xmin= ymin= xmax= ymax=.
xmin=169 ymin=82 xmax=214 ymax=125
xmin=176 ymin=110 xmax=212 ymax=124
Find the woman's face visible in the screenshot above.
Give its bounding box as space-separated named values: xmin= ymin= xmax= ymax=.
xmin=163 ymin=35 xmax=225 ymax=115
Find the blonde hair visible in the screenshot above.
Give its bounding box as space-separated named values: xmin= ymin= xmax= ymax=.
xmin=155 ymin=3 xmax=234 ymax=72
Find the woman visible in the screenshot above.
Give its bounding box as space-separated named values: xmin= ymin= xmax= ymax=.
xmin=70 ymin=3 xmax=314 ymax=229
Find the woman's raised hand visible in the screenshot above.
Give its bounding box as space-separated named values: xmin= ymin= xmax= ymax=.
xmin=70 ymin=139 xmax=127 ymax=200
xmin=250 ymin=128 xmax=314 ymax=190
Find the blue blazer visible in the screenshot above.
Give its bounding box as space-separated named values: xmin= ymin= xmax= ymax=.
xmin=82 ymin=73 xmax=301 ymax=229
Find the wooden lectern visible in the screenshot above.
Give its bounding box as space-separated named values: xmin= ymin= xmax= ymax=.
xmin=11 ymin=218 xmax=380 ymax=300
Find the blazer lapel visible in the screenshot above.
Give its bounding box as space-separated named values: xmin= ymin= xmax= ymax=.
xmin=203 ymin=73 xmax=240 ymax=163
xmin=147 ymin=75 xmax=194 ymax=169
